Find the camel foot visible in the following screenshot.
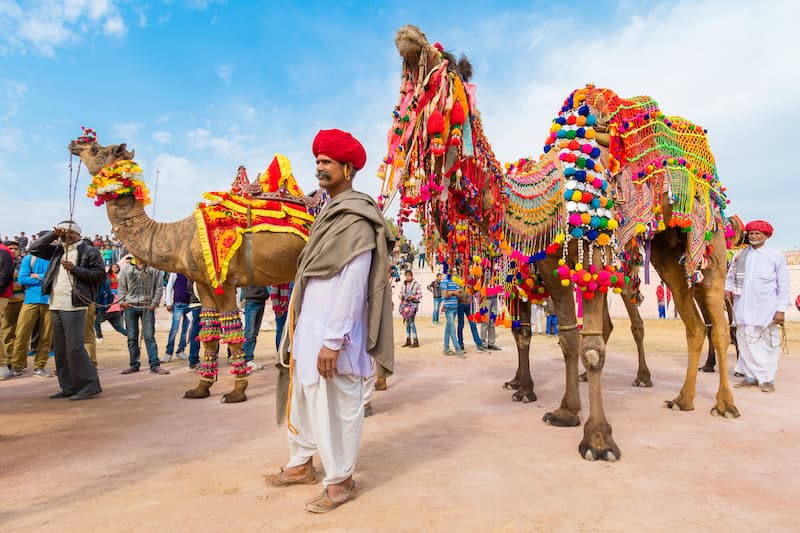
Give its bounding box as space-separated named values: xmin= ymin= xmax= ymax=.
xmin=503 ymin=378 xmax=521 ymax=390
xmin=699 ymin=365 xmax=715 ymax=373
xmin=375 ymin=376 xmax=387 ymax=391
xmin=578 ymin=372 xmax=587 ymax=383
xmin=711 ymin=401 xmax=740 ymax=419
xmin=579 ymin=421 xmax=621 ymax=462
xmin=664 ymin=397 xmax=694 ymax=411
xmin=183 ymin=381 xmax=212 ymax=399
xmin=511 ymin=389 xmax=536 ymax=403
xmin=543 ymin=409 xmax=581 ymax=427
xmin=221 ymin=380 xmax=248 ymax=404
xmin=631 ymin=375 xmax=653 ymax=388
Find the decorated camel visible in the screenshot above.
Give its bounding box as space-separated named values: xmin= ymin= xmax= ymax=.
xmin=380 ymin=26 xmax=738 ymax=461
xmin=69 ymin=131 xmax=315 ymax=403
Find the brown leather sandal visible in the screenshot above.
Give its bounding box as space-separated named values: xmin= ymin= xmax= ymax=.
xmin=264 ymin=466 xmax=319 ymax=487
xmin=305 ymin=481 xmax=358 ymax=513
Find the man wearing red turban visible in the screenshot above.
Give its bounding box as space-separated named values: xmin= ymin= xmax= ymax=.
xmin=269 ymin=129 xmax=394 ymax=513
xmin=726 ymin=219 xmax=789 ymax=392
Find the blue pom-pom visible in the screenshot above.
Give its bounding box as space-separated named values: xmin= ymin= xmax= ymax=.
xmin=557 ymin=130 xmax=567 ymax=138
xmin=590 ymin=198 xmax=600 ymax=209
xmin=590 ymin=147 xmax=601 ymax=158
xmin=590 ymin=216 xmax=600 ymax=227
xmin=527 ymin=255 xmax=535 ymax=264
xmin=587 ymin=229 xmax=599 ymax=240
xmin=586 ymin=115 xmax=596 ymax=126
xmin=575 ymin=170 xmax=587 ymax=181
xmin=512 ymin=320 xmax=521 ymax=329
xmin=556 ymin=117 xmax=567 ymax=125
xmin=543 ymin=145 xmax=551 ymax=153
xmin=576 ymin=127 xmax=586 ymax=137
xmin=585 ymin=159 xmax=595 ymax=170
xmin=578 ymin=105 xmax=590 ymax=116
xmin=505 ymin=275 xmax=513 ymax=283
xmin=564 ymin=167 xmax=576 ymax=176
xmin=564 ymin=191 xmax=573 ymax=201
xmin=571 ymin=227 xmax=584 ymax=238
xmin=489 ymin=313 xmax=497 ymax=321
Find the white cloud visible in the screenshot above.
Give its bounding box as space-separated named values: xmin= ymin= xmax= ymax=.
xmin=0 ymin=79 xmax=28 ymax=121
xmin=103 ymin=15 xmax=126 ymax=37
xmin=113 ymin=121 xmax=143 ymax=139
xmin=187 ymin=127 xmax=255 ymax=160
xmin=152 ymin=131 xmax=172 ymax=144
xmin=215 ymin=64 xmax=233 ymax=84
xmin=1 ymin=0 xmax=127 ymax=56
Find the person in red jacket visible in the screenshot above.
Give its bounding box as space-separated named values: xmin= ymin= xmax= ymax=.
xmin=0 ymin=240 xmax=17 ymax=377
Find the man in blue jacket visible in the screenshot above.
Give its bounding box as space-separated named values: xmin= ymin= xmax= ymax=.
xmin=9 ymin=253 xmax=52 ymax=378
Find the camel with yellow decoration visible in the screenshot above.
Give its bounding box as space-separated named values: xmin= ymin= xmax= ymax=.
xmin=69 ymin=133 xmax=314 ymax=403
xmin=381 ymin=25 xmax=738 ymax=461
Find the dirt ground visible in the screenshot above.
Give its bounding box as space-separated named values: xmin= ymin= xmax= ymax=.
xmin=1 ymin=317 xmax=798 ymax=532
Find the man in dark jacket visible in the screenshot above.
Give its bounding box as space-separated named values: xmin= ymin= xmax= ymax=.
xmin=30 ymin=221 xmax=105 ymax=400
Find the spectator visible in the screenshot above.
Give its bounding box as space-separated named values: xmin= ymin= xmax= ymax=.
xmin=531 ymin=301 xmax=544 ymax=335
xmin=427 ymin=272 xmax=443 ymax=324
xmin=456 ymin=285 xmax=486 ymax=353
xmin=29 ymin=221 xmax=104 ymax=399
xmin=94 ymin=274 xmax=126 ymax=340
xmin=417 ymin=240 xmax=426 ymax=269
xmin=101 ymin=244 xmax=114 ymax=269
xmin=8 ymin=252 xmax=52 ymax=378
xmin=108 ymin=262 xmax=120 ymax=293
xmin=727 ymin=220 xmax=790 ymax=392
xmin=162 ymin=273 xmax=194 ymax=362
xmin=398 ymin=270 xmax=421 ymax=348
xmin=481 ymin=291 xmax=501 ymax=350
xmin=545 ymin=297 xmax=558 ymax=336
xmin=17 ymin=232 xmax=29 ymax=253
xmin=656 ymin=282 xmax=667 ymax=319
xmin=242 ymin=285 xmax=268 ymax=372
xmin=118 ymin=258 xmax=169 ymax=375
xmin=440 ymin=274 xmax=464 ymax=357
xmin=0 ymin=240 xmax=20 ymax=379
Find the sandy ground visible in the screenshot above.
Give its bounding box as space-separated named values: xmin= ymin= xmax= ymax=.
xmin=1 ymin=317 xmax=799 ymax=532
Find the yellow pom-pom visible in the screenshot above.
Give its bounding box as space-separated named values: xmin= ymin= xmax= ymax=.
xmin=657 ymin=221 xmax=666 ymax=231
xmin=574 ymin=263 xmax=583 ymax=271
xmin=607 ymin=219 xmax=619 ymax=230
xmin=635 ymin=223 xmax=646 ymax=234
xmin=558 ymin=258 xmax=566 ymax=265
xmin=561 ymin=279 xmax=571 ymax=287
xmin=554 ymin=233 xmax=565 ymax=244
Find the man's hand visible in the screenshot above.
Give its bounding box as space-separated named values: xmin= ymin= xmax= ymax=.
xmin=773 ymin=311 xmax=785 ymax=325
xmin=166 ymin=305 xmax=173 ymax=312
xmin=61 ymin=260 xmax=75 ymax=272
xmin=120 ymin=302 xmax=130 ymax=310
xmin=30 ymin=273 xmax=39 ymax=280
xmin=317 ymin=345 xmax=339 ymax=379
xmin=149 ymin=305 xmax=156 ymax=312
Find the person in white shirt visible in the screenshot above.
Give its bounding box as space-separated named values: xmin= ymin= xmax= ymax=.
xmin=725 ymin=220 xmax=790 ymax=392
xmin=267 ymin=129 xmax=394 ymax=514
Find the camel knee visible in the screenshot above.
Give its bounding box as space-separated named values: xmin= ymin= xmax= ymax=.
xmin=582 ymin=349 xmax=603 ymax=371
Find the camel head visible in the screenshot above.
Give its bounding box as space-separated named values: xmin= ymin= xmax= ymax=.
xmin=69 ymin=137 xmax=135 ymax=176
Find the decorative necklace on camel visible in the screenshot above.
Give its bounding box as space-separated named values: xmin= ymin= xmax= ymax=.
xmin=86 ymin=159 xmax=151 ymax=206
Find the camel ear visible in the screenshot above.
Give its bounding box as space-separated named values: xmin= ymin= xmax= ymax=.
xmin=115 ymin=143 xmax=128 ymax=154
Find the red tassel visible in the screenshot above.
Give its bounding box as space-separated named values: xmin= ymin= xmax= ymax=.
xmin=428 ymin=109 xmax=444 ymax=136
xmin=450 ymin=101 xmax=465 ymax=125
xmin=214 ymin=286 xmax=225 ymax=295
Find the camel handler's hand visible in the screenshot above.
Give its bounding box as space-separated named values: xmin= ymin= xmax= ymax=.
xmin=166 ymin=305 xmax=173 ymax=312
xmin=773 ymin=311 xmax=785 ymax=325
xmin=60 ymin=260 xmax=75 ymax=272
xmin=120 ymin=302 xmax=130 ymax=310
xmin=317 ymin=346 xmax=339 ymax=379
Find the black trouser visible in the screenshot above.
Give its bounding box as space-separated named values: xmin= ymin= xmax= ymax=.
xmin=50 ymin=309 xmax=102 ymax=396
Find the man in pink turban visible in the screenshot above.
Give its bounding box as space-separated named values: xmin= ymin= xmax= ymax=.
xmin=268 ymin=129 xmax=394 ymax=513
xmin=726 ymin=219 xmax=789 ymax=392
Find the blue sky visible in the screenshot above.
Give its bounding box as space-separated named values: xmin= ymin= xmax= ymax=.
xmin=1 ymin=0 xmax=797 ymax=249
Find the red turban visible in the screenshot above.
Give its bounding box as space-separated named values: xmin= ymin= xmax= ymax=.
xmin=312 ymin=129 xmax=367 ymax=171
xmin=745 ymin=220 xmax=773 ymax=237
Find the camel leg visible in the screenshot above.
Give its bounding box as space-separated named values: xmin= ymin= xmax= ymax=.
xmin=220 ymin=310 xmax=248 ymax=404
xmin=620 ymin=288 xmax=651 ymax=387
xmin=185 ymin=308 xmax=221 ymax=399
xmin=541 ymin=271 xmax=581 ymax=427
xmin=578 ymin=297 xmax=614 ymax=382
xmin=577 ymin=291 xmax=620 ymax=461
xmin=651 ymin=246 xmax=705 ymax=411
xmin=508 ymin=301 xmax=535 ymax=402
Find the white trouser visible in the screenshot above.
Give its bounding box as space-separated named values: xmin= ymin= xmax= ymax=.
xmin=735 ymin=325 xmax=781 ymax=384
xmin=287 ymin=372 xmax=364 ymax=485
xmin=531 ymin=304 xmax=544 ymax=334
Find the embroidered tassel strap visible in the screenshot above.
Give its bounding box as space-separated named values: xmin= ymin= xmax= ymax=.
xmin=197 ymin=309 xmax=222 ymax=342
xmin=199 ymin=351 xmax=218 ymax=382
xmin=220 ymin=310 xmax=245 ymax=344
xmin=230 ymin=358 xmax=249 ymax=378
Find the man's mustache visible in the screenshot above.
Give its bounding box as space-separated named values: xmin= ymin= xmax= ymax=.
xmin=316 ymin=170 xmax=330 ymax=179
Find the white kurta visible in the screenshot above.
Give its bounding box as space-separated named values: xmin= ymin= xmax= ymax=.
xmin=726 ymin=245 xmax=790 ymax=383
xmin=287 ymin=250 xmax=373 ymax=485
xmin=49 ymin=245 xmax=85 ymax=311
xmin=292 ymin=250 xmax=373 ymax=385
